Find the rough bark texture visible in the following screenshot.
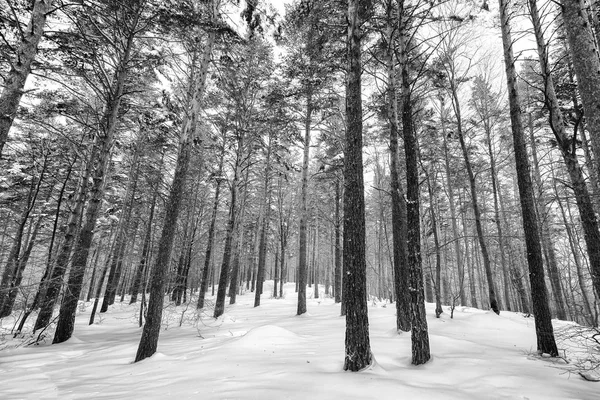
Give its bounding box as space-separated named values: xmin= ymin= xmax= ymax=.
xmin=560 ymin=0 xmax=600 ymax=196
xmin=498 ymin=0 xmax=558 ymax=356
xmin=399 ymin=3 xmax=430 ymax=364
xmin=531 ymin=0 xmax=600 ymax=322
xmin=343 ymin=0 xmax=372 ymax=372
xmin=297 ymin=98 xmax=312 ymax=316
xmin=385 ymin=1 xmax=411 ymax=332
xmin=0 ymin=0 xmax=52 ymax=157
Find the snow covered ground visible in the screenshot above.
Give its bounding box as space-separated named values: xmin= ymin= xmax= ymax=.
xmin=0 ymin=282 xmax=597 ymax=399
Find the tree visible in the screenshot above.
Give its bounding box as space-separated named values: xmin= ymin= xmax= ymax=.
xmin=342 ymin=0 xmax=373 ymax=372
xmin=135 ymin=0 xmax=219 ymax=361
xmin=497 ymin=0 xmax=558 ymax=356
xmin=0 ymin=0 xmax=54 ymax=158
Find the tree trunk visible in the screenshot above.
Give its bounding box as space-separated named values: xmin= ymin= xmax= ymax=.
xmin=342 ymin=0 xmax=372 ymax=372
xmin=452 ymin=85 xmax=499 ymax=315
xmin=498 ymin=0 xmax=558 ymax=355
xmin=130 ymin=191 xmax=157 ymax=304
xmin=297 ymin=95 xmax=312 ymax=316
xmin=530 ymin=0 xmax=599 ymax=321
xmin=0 ymin=156 xmax=46 ymax=317
xmin=52 ymin=25 xmax=136 ymax=343
xmin=560 ymin=0 xmax=600 ymax=197
xmin=385 ymin=1 xmax=411 ymax=332
xmin=425 ymin=170 xmax=443 ymax=318
xmin=254 ymin=134 xmax=274 ymax=307
xmin=440 ymin=101 xmax=466 ymax=307
xmin=214 ymin=133 xmax=244 ymax=318
xmin=0 ymin=0 xmax=52 ymax=157
xmin=334 ymin=179 xmax=342 ymax=304
xmin=197 ymin=146 xmax=225 ymax=309
xmin=100 ymin=136 xmax=143 ymax=312
xmin=135 ymin=16 xmax=215 ymax=361
xmin=398 ymin=3 xmax=430 ymax=364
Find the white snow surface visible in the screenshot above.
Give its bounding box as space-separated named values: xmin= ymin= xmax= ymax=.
xmin=0 ymin=282 xmax=596 ymax=399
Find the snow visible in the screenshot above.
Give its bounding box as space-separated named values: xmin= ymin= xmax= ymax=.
xmin=0 ymin=282 xmax=596 ymax=399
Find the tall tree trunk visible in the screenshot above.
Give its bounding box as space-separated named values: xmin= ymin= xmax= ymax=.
xmin=0 ymin=0 xmax=52 ymax=157
xmin=483 ymin=107 xmax=511 ymax=311
xmin=398 ymin=1 xmax=430 ymax=364
xmin=52 ymin=24 xmax=137 ymax=343
xmin=343 ymin=0 xmax=372 ymax=372
xmin=297 ymin=95 xmax=312 ymax=316
xmin=385 ymin=0 xmax=410 ymax=332
xmin=254 ymin=134 xmax=274 ymax=307
xmin=135 ymin=15 xmax=215 ymax=361
xmin=560 ymin=0 xmax=600 ymax=198
xmin=530 ymin=0 xmax=599 ymax=321
xmin=498 ymin=0 xmax=558 ymax=355
xmin=425 ymin=169 xmax=443 ymax=318
xmin=229 ymin=164 xmax=250 ymax=306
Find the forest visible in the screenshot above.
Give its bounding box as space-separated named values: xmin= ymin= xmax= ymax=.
xmin=1 ymin=0 xmax=600 ymax=397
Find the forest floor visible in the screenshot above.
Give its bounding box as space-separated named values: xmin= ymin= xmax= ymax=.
xmin=0 ymin=282 xmax=598 ymax=399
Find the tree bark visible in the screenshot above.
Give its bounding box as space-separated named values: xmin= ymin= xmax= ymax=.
xmin=530 ymin=0 xmax=599 ymax=321
xmin=0 ymin=0 xmax=52 ymax=157
xmin=398 ymin=1 xmax=430 ymax=365
xmin=342 ymin=0 xmax=372 ymax=372
xmin=385 ymin=0 xmax=411 ymax=332
xmin=135 ymin=13 xmax=215 ymax=361
xmin=498 ymin=0 xmax=558 ymax=355
xmin=297 ymin=95 xmax=312 ymax=316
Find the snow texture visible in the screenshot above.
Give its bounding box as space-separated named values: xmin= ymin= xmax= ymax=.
xmin=0 ymin=282 xmax=596 ymax=399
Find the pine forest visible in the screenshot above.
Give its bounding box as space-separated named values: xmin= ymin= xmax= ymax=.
xmin=1 ymin=0 xmax=600 ymax=398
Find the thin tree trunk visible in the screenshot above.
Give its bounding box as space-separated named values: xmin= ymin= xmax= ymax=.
xmin=451 ymin=84 xmax=499 ymax=315
xmin=198 ymin=146 xmax=225 ymax=309
xmin=130 ymin=191 xmax=157 ymax=304
xmin=440 ymin=102 xmax=466 ymax=307
xmin=214 ymin=133 xmax=244 ymax=318
xmin=425 ymin=169 xmax=443 ymax=318
xmin=334 ymin=179 xmax=342 ymax=304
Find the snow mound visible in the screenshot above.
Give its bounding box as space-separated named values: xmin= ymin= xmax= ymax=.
xmin=233 ymin=325 xmax=304 ymax=349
